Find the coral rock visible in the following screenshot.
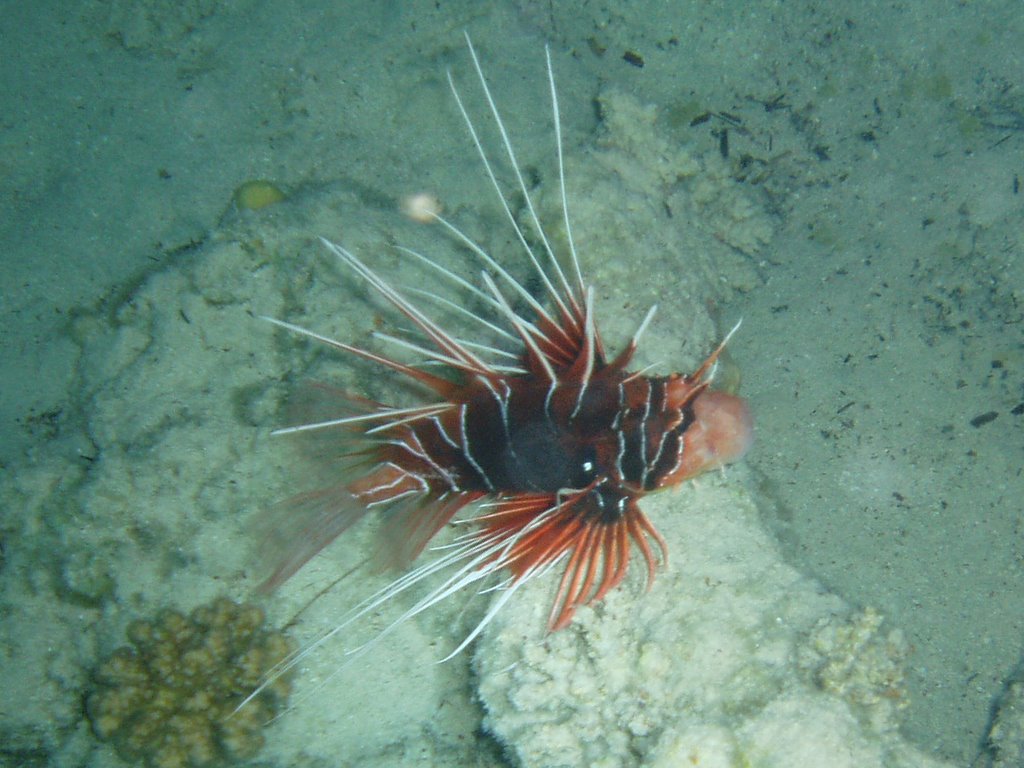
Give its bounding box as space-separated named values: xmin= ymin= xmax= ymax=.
xmin=86 ymin=597 xmax=293 ymax=768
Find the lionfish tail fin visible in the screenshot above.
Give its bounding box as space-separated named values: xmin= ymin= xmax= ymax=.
xmin=254 ymin=483 xmax=370 ymax=593
xmin=373 ymin=491 xmax=484 ymax=572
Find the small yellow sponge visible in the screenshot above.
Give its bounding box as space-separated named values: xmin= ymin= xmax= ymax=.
xmin=233 ymin=180 xmax=286 ymax=211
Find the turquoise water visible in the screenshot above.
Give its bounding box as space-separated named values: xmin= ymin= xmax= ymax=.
xmin=1 ymin=1 xmax=1021 ymax=766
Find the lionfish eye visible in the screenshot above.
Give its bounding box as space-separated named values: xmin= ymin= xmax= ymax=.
xmin=569 ymin=444 xmax=599 ymax=489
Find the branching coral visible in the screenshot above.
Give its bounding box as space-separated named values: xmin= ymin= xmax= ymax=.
xmin=86 ymin=597 xmax=293 ymax=768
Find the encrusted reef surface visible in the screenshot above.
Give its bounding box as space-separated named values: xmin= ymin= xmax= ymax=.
xmin=474 ymin=476 xmax=956 ymax=768
xmin=987 ymin=671 xmax=1024 ymax=768
xmin=0 ymin=17 xmax=977 ymax=766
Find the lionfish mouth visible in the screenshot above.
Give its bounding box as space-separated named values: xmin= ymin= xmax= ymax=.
xmin=245 ymin=31 xmax=753 ymax=702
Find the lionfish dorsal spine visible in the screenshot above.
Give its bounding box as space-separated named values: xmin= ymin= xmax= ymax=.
xmin=454 ymin=33 xmax=588 ymax=344
xmin=322 ymin=238 xmax=497 ymax=377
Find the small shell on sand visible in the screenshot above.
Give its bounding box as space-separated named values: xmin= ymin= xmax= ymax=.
xmin=400 ymin=192 xmax=442 ymax=223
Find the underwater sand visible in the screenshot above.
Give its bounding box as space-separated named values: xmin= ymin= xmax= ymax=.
xmin=1 ymin=1 xmax=1021 ymax=766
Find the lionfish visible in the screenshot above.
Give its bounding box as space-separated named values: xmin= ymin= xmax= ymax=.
xmin=258 ymin=34 xmax=753 ymax=661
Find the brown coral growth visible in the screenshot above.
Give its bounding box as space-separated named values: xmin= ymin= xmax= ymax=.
xmin=86 ymin=597 xmax=293 ymax=768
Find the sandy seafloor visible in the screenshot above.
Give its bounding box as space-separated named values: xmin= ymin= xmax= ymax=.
xmin=2 ymin=1 xmax=1022 ymax=767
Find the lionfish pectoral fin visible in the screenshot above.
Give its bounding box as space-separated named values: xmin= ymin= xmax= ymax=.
xmin=545 ymin=501 xmax=668 ymax=631
xmin=479 ymin=493 xmax=669 ymax=632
